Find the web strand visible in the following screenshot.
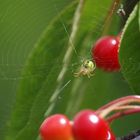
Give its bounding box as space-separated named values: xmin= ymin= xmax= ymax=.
xmin=0 ymin=0 xmax=136 ymax=80
xmin=44 ymin=0 xmax=85 ymax=116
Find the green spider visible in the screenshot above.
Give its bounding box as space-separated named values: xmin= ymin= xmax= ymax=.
xmin=74 ymin=59 xmax=96 ymax=78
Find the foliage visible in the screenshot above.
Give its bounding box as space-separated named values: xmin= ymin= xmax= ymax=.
xmin=0 ymin=0 xmax=140 ymax=140
xmin=120 ymin=4 xmax=140 ymax=93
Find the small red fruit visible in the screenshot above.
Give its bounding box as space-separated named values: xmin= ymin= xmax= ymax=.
xmin=40 ymin=114 xmax=73 ymax=140
xmin=72 ymin=110 xmax=115 ymax=140
xmin=92 ymin=36 xmax=120 ymax=71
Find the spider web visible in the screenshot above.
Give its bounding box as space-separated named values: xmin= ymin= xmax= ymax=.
xmin=0 ymin=0 xmax=135 ymax=80
xmin=0 ymin=0 xmax=136 ymax=81
xmin=0 ymin=0 xmax=138 ymax=139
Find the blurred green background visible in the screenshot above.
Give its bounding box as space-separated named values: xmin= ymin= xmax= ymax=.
xmin=0 ymin=0 xmax=139 ymax=140
xmin=0 ymin=0 xmax=71 ymax=139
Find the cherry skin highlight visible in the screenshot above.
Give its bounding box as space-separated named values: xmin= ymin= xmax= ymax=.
xmin=72 ymin=110 xmax=116 ymax=140
xmin=92 ymin=36 xmax=120 ymax=72
xmin=40 ymin=114 xmax=73 ymax=140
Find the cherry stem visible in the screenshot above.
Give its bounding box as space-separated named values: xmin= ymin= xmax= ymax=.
xmin=102 ymin=0 xmax=121 ymax=35
xmin=113 ymin=105 xmax=140 ymax=111
xmin=96 ymin=95 xmax=140 ymax=113
xmin=106 ymin=108 xmax=140 ymax=123
xmin=96 ymin=95 xmax=140 ymax=119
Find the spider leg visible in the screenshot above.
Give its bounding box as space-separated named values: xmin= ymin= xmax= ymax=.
xmin=87 ymin=72 xmax=92 ymax=78
xmin=74 ymin=71 xmax=83 ymax=77
xmin=90 ymin=73 xmax=95 ymax=76
xmin=74 ymin=72 xmax=79 ymax=77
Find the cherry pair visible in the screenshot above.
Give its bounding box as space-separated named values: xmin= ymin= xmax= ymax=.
xmin=40 ymin=110 xmax=115 ymax=140
xmin=40 ymin=95 xmax=140 ymax=140
xmin=92 ymin=35 xmax=120 ymax=72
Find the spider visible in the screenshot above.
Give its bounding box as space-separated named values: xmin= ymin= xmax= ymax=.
xmin=117 ymin=4 xmax=126 ymax=17
xmin=74 ymin=59 xmax=96 ymax=78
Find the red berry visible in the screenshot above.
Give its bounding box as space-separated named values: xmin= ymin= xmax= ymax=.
xmin=40 ymin=114 xmax=73 ymax=140
xmin=92 ymin=36 xmax=120 ymax=71
xmin=72 ymin=110 xmax=115 ymax=140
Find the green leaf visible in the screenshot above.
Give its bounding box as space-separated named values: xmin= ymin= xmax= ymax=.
xmin=119 ymin=3 xmax=140 ymax=93
xmin=6 ymin=2 xmax=77 ymax=140
xmin=0 ymin=0 xmax=72 ymax=139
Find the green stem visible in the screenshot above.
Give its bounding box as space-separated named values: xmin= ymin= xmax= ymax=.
xmin=102 ymin=0 xmax=121 ymax=35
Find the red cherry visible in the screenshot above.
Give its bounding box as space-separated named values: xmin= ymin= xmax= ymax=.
xmin=92 ymin=36 xmax=120 ymax=71
xmin=72 ymin=110 xmax=116 ymax=140
xmin=40 ymin=114 xmax=73 ymax=140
